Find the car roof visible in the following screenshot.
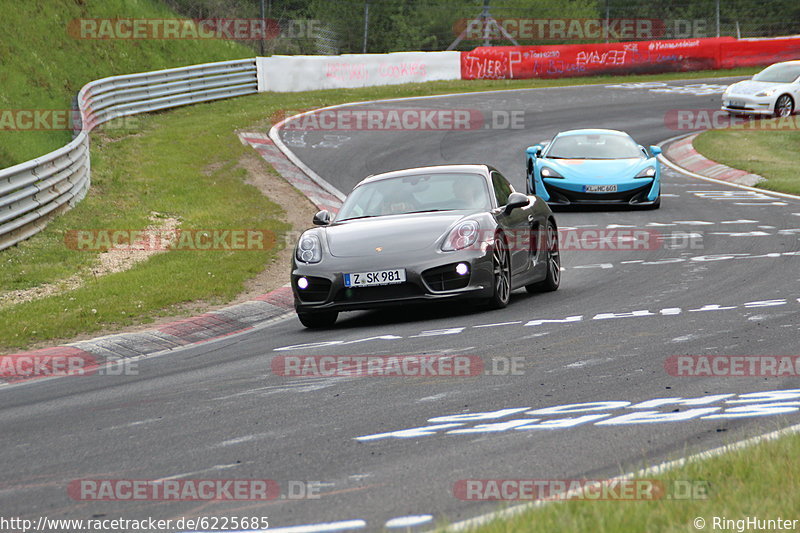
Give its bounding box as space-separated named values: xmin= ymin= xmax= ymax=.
xmin=554 ymin=128 xmax=631 ymax=138
xmin=355 ymin=164 xmax=492 ymax=188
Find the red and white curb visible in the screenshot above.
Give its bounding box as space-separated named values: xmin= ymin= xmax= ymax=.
xmin=664 ymin=133 xmax=766 ymax=187
xmin=239 ymin=131 xmax=343 ymax=214
xmin=1 ymin=287 xmax=294 ymax=386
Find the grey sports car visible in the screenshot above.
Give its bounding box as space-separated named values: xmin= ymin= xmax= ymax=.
xmin=291 ymin=164 xmax=560 ymax=328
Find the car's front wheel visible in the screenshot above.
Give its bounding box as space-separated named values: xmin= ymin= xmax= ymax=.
xmin=487 ymin=234 xmax=511 ymax=309
xmin=297 ymin=311 xmax=338 ymax=329
xmin=775 ymin=95 xmax=794 ymax=117
xmin=526 ymin=221 xmax=561 ymax=293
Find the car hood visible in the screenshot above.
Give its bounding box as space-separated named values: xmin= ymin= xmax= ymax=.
xmin=728 ymin=80 xmax=788 ymax=95
xmin=325 ymin=212 xmax=469 ymax=257
xmin=541 ymin=158 xmax=649 ymax=181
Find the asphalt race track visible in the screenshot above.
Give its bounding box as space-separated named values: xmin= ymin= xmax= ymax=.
xmin=3 ymin=77 xmax=800 ymax=532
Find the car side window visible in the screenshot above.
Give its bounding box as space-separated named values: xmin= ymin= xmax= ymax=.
xmin=491 ymin=171 xmax=514 ymax=206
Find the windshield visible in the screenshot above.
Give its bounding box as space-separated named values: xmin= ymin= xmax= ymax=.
xmin=753 ymin=63 xmax=800 ymax=83
xmin=545 ymin=133 xmax=644 ymax=160
xmin=336 ymin=172 xmax=491 ymax=221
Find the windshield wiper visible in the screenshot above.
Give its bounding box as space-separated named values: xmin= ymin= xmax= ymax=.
xmin=405 ymin=209 xmax=454 ymax=214
xmin=338 ymin=215 xmax=380 ymax=221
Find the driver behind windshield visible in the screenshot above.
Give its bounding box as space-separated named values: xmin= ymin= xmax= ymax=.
xmin=451 ymin=176 xmax=489 ymax=210
xmin=380 ymin=184 xmax=418 ymax=215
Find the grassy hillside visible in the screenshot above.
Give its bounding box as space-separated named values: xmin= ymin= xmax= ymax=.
xmin=0 ymin=0 xmax=251 ymax=169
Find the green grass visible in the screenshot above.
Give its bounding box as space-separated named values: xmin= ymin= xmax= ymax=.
xmin=444 ymin=429 xmax=800 ymax=533
xmin=0 ymin=66 xmax=767 ymax=351
xmin=0 ymin=0 xmax=250 ymax=169
xmin=693 ymin=125 xmax=800 ymax=195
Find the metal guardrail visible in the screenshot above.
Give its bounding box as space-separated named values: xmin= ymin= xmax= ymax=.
xmin=0 ymin=58 xmax=258 ymax=251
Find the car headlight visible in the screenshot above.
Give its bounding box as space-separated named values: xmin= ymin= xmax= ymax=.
xmin=442 ymin=221 xmax=480 ymax=251
xmin=540 ymin=167 xmax=564 ymax=179
xmin=296 ymin=233 xmax=322 ymax=263
xmin=635 ymin=167 xmax=656 ymax=178
xmin=755 ymin=88 xmax=777 ymax=97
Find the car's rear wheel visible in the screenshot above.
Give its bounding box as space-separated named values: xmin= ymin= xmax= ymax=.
xmin=488 ymin=234 xmax=511 ymax=309
xmin=526 ymin=221 xmax=560 ymax=293
xmin=297 ymin=311 xmax=338 ymax=329
xmin=775 ymin=95 xmax=794 ymax=117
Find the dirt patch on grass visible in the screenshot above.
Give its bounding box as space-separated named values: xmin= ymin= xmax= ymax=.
xmin=11 ymin=149 xmax=319 ymax=349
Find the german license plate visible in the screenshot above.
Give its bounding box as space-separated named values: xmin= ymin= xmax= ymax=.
xmin=344 ymin=269 xmax=406 ymax=287
xmin=584 ymin=184 xmax=618 ymax=193
xmin=728 ymin=100 xmax=746 ymax=107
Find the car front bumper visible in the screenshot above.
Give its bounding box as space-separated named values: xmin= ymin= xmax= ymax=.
xmin=539 ymin=177 xmax=659 ymax=206
xmin=292 ymin=247 xmax=496 ymax=313
xmin=721 ymin=95 xmax=775 ymax=116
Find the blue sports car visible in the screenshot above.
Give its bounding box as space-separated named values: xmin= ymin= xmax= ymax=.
xmin=526 ymin=129 xmax=662 ymax=209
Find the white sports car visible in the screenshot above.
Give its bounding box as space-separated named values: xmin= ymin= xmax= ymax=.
xmin=721 ymin=60 xmax=800 ymax=117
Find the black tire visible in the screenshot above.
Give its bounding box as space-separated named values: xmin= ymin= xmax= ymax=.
xmin=526 ymin=160 xmax=536 ymax=195
xmin=487 ymin=234 xmax=511 ymax=309
xmin=526 ymin=221 xmax=561 ymax=293
xmin=297 ymin=311 xmax=338 ymax=329
xmin=775 ymin=95 xmax=794 ymax=118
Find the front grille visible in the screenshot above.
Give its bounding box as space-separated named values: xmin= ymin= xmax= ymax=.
xmin=334 ymin=282 xmax=424 ymax=303
xmin=295 ymin=276 xmax=332 ymax=303
xmin=422 ymin=264 xmax=471 ymax=292
xmin=544 ymin=182 xmax=651 ymax=204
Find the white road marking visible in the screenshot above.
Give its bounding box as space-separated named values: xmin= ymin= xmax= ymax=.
xmin=272 ymin=296 xmax=799 ymax=352
xmin=573 ymin=263 xmax=613 ymax=269
xmin=385 ymin=515 xmax=433 ymax=528
xmin=473 ymin=321 xmax=521 ymax=328
xmin=248 ymin=520 xmax=366 ymax=533
xmin=358 ymin=390 xmax=800 ymax=442
xmin=153 ymin=463 xmax=240 ymax=483
xmin=734 ymin=202 xmax=788 ymax=206
xmin=418 ymin=393 xmax=449 ymax=403
xmin=103 ymin=418 xmax=162 ymax=432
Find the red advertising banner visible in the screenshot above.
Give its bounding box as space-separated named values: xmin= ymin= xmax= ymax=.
xmin=461 ymin=36 xmax=793 ymax=80
xmin=718 ymin=37 xmax=800 ymax=69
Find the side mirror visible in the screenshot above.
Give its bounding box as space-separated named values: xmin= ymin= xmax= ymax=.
xmin=526 ymin=144 xmax=543 ymax=157
xmin=504 ymin=192 xmax=530 ymax=214
xmin=312 ymin=210 xmax=331 ymax=226
xmin=649 ymin=145 xmax=662 ymax=156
